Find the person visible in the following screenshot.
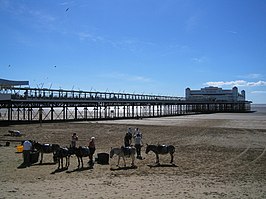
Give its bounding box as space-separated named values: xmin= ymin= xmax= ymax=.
xmin=134 ymin=128 xmax=142 ymax=138
xmin=124 ymin=128 xmax=133 ymax=147
xmin=88 ymin=137 xmax=96 ymax=165
xmin=23 ymin=140 xmax=32 ymax=166
xmin=134 ymin=131 xmax=143 ymax=159
xmin=71 ymin=133 xmax=78 ymax=147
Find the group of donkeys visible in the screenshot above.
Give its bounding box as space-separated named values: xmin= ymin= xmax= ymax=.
xmin=32 ymin=141 xmax=176 ymax=170
xmin=32 ymin=142 xmax=92 ymax=169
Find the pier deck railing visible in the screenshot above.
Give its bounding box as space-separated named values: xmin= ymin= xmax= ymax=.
xmin=1 ymin=87 xmax=184 ymax=102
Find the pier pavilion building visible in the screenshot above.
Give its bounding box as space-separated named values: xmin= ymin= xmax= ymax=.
xmin=186 ymin=86 xmax=246 ymax=102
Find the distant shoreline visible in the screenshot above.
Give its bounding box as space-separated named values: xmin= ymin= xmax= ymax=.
xmin=251 ymin=104 xmax=266 ymax=107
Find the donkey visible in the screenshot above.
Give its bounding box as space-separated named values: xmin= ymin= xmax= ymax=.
xmin=33 ymin=141 xmax=60 ymax=164
xmin=72 ymin=146 xmax=91 ymax=168
xmin=110 ymin=147 xmax=136 ymax=167
xmin=145 ymin=144 xmax=175 ymax=164
xmin=53 ymin=147 xmax=72 ymax=170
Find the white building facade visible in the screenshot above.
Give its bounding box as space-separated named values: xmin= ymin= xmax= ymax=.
xmin=186 ymin=86 xmax=245 ymax=102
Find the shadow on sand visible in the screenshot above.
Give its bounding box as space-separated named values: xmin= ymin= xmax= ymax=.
xmin=17 ymin=163 xmax=30 ymax=169
xmin=147 ymin=163 xmax=178 ymax=168
xmin=31 ymin=162 xmax=57 ymax=166
xmin=110 ymin=165 xmax=138 ymax=171
xmin=65 ymin=166 xmax=93 ymax=173
xmin=17 ymin=162 xmax=46 ymax=169
xmin=51 ymin=167 xmax=69 ymax=174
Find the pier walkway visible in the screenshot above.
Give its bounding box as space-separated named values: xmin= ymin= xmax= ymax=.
xmin=0 ymin=87 xmax=251 ymax=125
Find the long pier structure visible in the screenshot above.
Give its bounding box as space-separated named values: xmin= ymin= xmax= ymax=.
xmin=0 ymin=87 xmax=252 ymax=125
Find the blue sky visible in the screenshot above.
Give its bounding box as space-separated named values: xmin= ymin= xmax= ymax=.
xmin=1 ymin=0 xmax=266 ymax=103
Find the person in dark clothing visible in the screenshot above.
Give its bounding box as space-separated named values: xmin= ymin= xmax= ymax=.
xmin=124 ymin=130 xmax=132 ymax=147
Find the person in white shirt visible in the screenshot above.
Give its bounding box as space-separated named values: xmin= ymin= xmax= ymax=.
xmin=23 ymin=140 xmax=32 ymax=166
xmin=134 ymin=131 xmax=143 ymax=159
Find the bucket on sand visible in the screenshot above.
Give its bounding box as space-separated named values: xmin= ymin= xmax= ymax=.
xmin=16 ymin=145 xmax=23 ymax=153
xmin=96 ymin=153 xmax=109 ymax=165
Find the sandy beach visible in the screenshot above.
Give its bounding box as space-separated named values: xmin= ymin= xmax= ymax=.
xmin=0 ymin=107 xmax=266 ymax=198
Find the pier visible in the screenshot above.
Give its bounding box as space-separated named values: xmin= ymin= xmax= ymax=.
xmin=0 ymin=87 xmax=252 ymax=125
